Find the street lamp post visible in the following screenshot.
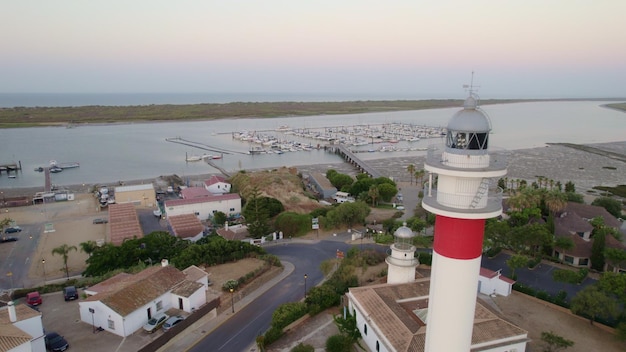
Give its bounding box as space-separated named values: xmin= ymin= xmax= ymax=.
xmin=89 ymin=308 xmax=95 ymax=333
xmin=42 ymin=259 xmax=46 ymax=286
xmin=304 ymin=274 xmax=308 ymax=299
xmin=230 ymin=288 xmax=235 ymax=313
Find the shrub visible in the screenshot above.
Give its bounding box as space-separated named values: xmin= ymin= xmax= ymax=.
xmin=271 ymin=302 xmax=308 ymax=330
xmin=222 ymin=279 xmax=239 ymax=291
xmin=417 ymin=252 xmax=432 ymax=266
xmin=325 ymin=334 xmax=353 ymax=352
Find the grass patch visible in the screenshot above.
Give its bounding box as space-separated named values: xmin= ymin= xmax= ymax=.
xmin=592 ymin=185 xmax=626 ymax=198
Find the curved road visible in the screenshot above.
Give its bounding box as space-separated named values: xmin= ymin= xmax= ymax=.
xmin=188 ymin=237 xmax=378 ymax=352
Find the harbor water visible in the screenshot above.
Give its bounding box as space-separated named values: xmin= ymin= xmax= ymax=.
xmin=0 ymin=100 xmax=624 ymax=189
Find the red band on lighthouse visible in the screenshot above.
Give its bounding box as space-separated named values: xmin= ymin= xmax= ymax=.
xmin=433 ymin=215 xmax=485 ymax=259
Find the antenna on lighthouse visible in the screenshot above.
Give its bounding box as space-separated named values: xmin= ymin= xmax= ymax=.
xmin=462 ymin=71 xmax=481 ymax=104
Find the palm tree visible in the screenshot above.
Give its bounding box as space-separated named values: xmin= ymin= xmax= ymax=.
xmin=414 ymin=169 xmax=426 ymax=188
xmin=79 ymin=240 xmax=98 ymax=257
xmin=406 ymin=164 xmax=415 ymax=185
xmin=368 ymin=185 xmax=380 ymax=207
xmin=544 ymin=190 xmax=567 ymax=216
xmin=52 ymin=244 xmax=77 ymax=279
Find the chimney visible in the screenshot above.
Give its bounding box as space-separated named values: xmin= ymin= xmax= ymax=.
xmin=161 ymin=259 xmax=169 ymax=267
xmin=8 ymin=301 xmax=17 ymax=322
xmin=225 ymin=222 xmax=229 ymax=231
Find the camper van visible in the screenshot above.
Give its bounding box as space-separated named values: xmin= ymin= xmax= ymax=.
xmin=332 ymin=191 xmax=355 ymax=203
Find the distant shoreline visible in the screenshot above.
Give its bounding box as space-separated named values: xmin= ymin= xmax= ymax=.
xmin=2 ymin=98 xmax=624 ymax=128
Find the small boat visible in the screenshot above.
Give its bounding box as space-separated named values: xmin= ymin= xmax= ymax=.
xmin=8 ymin=175 xmax=16 ymax=179
xmin=185 ymin=153 xmax=203 ymax=162
xmin=50 ymin=166 xmax=63 ymax=173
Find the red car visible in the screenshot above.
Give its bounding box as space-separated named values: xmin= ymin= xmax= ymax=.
xmin=26 ymin=291 xmax=42 ymax=306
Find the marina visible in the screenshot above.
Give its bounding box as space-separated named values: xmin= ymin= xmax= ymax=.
xmin=0 ymin=100 xmax=623 ymax=189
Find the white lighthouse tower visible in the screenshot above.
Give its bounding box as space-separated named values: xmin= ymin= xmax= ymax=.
xmin=385 ymin=222 xmax=419 ymax=284
xmin=422 ymin=91 xmax=507 ymax=351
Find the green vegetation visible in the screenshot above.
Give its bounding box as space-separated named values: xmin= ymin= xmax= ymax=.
xmin=540 ymin=331 xmax=575 ymax=352
xmin=0 ymin=99 xmax=531 ymax=128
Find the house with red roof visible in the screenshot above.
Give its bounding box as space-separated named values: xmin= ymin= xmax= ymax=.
xmin=553 ymin=202 xmax=626 ymax=268
xmin=168 ymin=213 xmax=205 ymax=242
xmin=203 ymin=175 xmax=231 ymax=195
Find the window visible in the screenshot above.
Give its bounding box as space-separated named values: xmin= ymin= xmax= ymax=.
xmin=579 ymin=258 xmax=589 ymax=266
xmin=564 ymin=255 xmax=574 ymax=264
xmin=230 ymin=208 xmax=235 ymax=212
xmin=156 ymin=300 xmax=163 ymax=311
xmin=376 ymin=341 xmax=380 ymax=352
xmin=364 ymin=324 xmax=367 ymax=335
xmin=108 ymin=319 xmax=115 ymax=330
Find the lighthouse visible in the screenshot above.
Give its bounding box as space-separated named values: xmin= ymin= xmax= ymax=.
xmin=385 ymin=222 xmax=419 ymax=284
xmin=422 ymin=92 xmax=507 ymax=351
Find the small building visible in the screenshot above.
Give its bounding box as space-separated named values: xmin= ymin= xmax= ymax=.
xmin=347 ymin=279 xmax=529 ymax=352
xmin=307 ymin=173 xmax=337 ymax=199
xmin=164 ymin=193 xmax=242 ymax=221
xmin=478 ymin=267 xmax=515 ymax=297
xmin=204 ymin=175 xmax=231 ymax=195
xmin=108 ymin=203 xmax=143 ymax=245
xmin=0 ymin=302 xmax=46 ymax=352
xmin=114 ymin=183 xmax=156 ymax=207
xmin=78 ymin=261 xmax=208 ymax=337
xmin=180 ymin=187 xmax=211 ymax=199
xmin=168 ymin=213 xmax=205 ymax=242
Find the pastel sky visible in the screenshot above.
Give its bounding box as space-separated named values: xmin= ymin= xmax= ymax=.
xmin=2 ymin=0 xmax=625 ymax=98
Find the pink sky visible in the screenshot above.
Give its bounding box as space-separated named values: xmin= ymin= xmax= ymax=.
xmin=2 ymin=1 xmax=625 ymax=98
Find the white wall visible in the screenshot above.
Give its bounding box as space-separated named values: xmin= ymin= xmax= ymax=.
xmin=165 ymin=198 xmax=241 ymax=220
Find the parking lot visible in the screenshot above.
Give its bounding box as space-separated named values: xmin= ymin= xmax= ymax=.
xmin=21 ymin=289 xmax=160 ymax=352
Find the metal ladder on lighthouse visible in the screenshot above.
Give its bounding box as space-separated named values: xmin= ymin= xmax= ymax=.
xmin=469 ymin=178 xmax=491 ymax=209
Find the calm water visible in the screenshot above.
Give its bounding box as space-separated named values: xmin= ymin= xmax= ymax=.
xmin=0 ymin=100 xmax=624 ymax=189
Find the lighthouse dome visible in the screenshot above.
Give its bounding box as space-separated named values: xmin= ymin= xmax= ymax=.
xmin=394 ymin=223 xmax=415 ymax=239
xmin=446 ymin=95 xmax=491 ymax=150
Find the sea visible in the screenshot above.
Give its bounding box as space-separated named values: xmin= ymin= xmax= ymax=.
xmin=0 ymin=93 xmax=625 ymax=189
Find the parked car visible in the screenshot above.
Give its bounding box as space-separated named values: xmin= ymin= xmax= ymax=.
xmin=4 ymin=226 xmax=21 ymax=233
xmin=26 ymin=291 xmax=42 ymax=306
xmin=45 ymin=332 xmax=69 ymax=352
xmin=162 ymin=315 xmax=185 ymax=332
xmin=143 ymin=313 xmax=169 ymax=333
xmin=92 ymin=218 xmax=108 ymax=224
xmin=0 ymin=236 xmax=18 ymax=243
xmin=63 ymin=286 xmax=79 ymax=301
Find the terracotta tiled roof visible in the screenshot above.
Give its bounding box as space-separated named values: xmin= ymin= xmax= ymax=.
xmin=349 ymin=279 xmax=528 ymax=352
xmin=109 ymin=203 xmax=143 ymax=245
xmin=85 ymin=273 xmax=133 ymax=295
xmin=562 ymin=202 xmax=622 ymax=229
xmin=171 ymin=280 xmax=204 ymax=298
xmin=204 ymin=175 xmax=227 ymax=187
xmin=168 ymin=213 xmax=204 ymax=239
xmin=85 ymin=265 xmax=186 ymax=316
xmin=183 ymin=265 xmax=209 ymax=282
xmin=180 ymin=187 xmax=211 ymax=199
xmin=0 ymin=304 xmax=41 ymax=351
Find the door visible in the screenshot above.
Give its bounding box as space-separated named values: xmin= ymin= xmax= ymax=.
xmin=178 ymin=298 xmax=184 ymax=310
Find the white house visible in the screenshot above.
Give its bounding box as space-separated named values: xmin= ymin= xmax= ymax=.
xmin=347 ymin=279 xmax=529 ymax=352
xmin=78 ymin=261 xmax=208 ymax=337
xmin=0 ymin=302 xmax=46 ymax=352
xmin=478 ymin=267 xmax=515 ymax=297
xmin=204 ymin=175 xmax=231 ymax=195
xmin=164 ymin=193 xmax=241 ymax=221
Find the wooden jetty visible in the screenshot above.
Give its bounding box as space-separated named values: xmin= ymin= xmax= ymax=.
xmin=327 ymin=145 xmax=382 ymax=178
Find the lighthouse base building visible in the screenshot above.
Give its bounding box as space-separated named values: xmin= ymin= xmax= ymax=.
xmin=346 ymin=278 xmax=529 ymax=352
